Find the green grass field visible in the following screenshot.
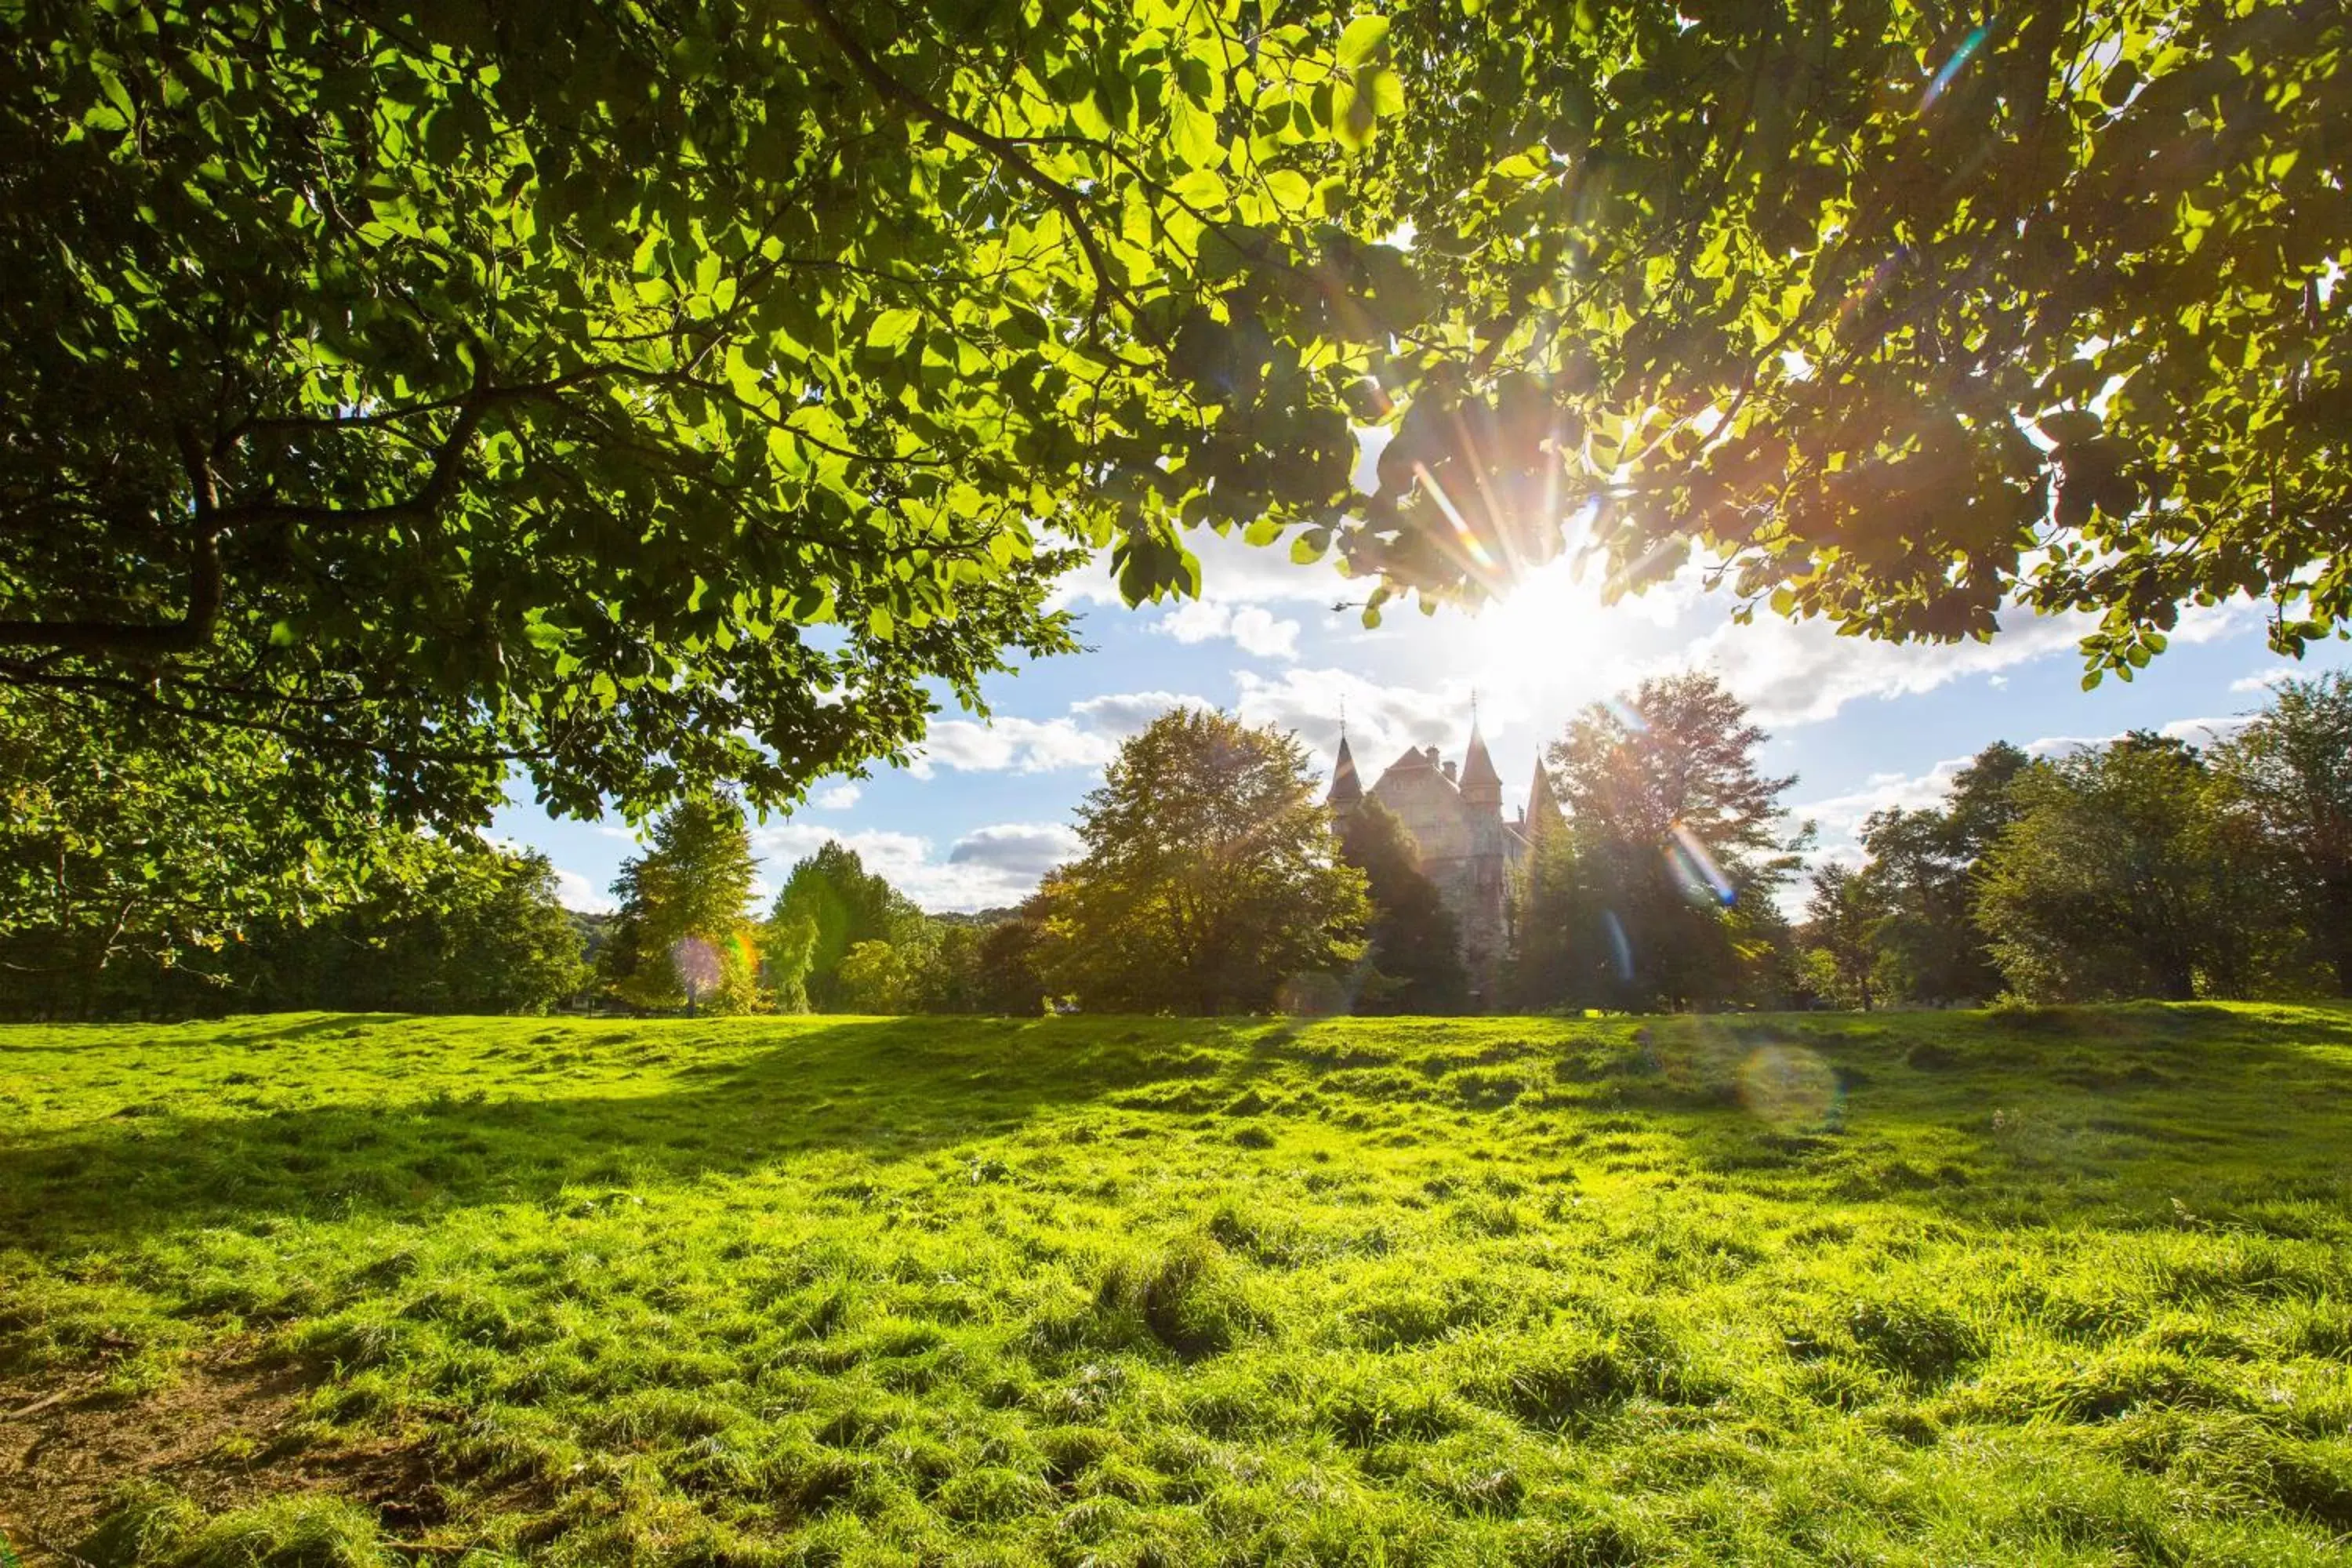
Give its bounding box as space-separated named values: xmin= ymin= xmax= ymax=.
xmin=3 ymin=1005 xmax=2350 ymax=1566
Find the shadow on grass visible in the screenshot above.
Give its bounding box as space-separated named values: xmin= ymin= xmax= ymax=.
xmin=0 ymin=1015 xmax=1289 ymax=1253
xmin=5 ymin=1005 xmax=2351 ymax=1254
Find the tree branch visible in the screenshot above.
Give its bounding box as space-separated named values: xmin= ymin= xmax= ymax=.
xmin=797 ymin=0 xmax=1133 ymax=336
xmin=0 ymin=428 xmax=223 ymax=656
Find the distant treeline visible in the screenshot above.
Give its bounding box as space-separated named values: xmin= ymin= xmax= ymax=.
xmin=4 ymin=670 xmax=2345 ymax=1019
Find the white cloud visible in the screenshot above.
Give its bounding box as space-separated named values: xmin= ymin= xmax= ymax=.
xmin=909 ymin=691 xmax=1209 ymax=777
xmin=750 ymin=822 xmax=1063 ymax=913
xmin=2159 ymin=714 xmax=2253 ymax=746
xmin=946 ymin=822 xmax=1083 ymax=879
xmin=1631 ymin=597 xmax=2265 ymax=731
xmin=2231 ymin=668 xmax=2296 ymax=694
xmin=1673 ymin=610 xmax=2097 ymax=728
xmin=914 ymin=715 xmax=1117 ymax=777
xmin=1070 ymin=689 xmax=1208 ymax=733
xmin=552 ymin=868 xmax=615 ymax=915
xmin=1792 ymin=757 xmax=1982 ymax=839
xmin=1229 ymin=666 xmax=1497 ymax=785
xmin=813 ymin=783 xmax=862 ymax=810
xmin=1154 ymin=598 xmax=1301 ymax=660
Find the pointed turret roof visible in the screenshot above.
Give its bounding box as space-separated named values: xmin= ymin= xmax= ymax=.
xmin=1461 ymin=724 xmax=1501 ymax=791
xmin=1327 ymin=733 xmax=1363 ymax=808
xmin=1525 ymin=757 xmax=1564 ymax=837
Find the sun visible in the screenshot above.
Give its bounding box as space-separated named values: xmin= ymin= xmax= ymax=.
xmin=1461 ymin=553 xmax=1621 ymax=682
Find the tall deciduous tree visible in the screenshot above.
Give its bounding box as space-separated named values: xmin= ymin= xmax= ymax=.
xmin=974 ymin=895 xmax=1052 ymax=1016
xmin=2210 ymin=673 xmax=2352 ymax=996
xmin=1976 ymin=735 xmax=2264 ymax=1001
xmin=1036 ymin=710 xmax=1367 ymax=1014
xmin=1857 ymin=742 xmax=2034 ymax=1004
xmin=0 ymin=686 xmax=388 ymax=1014
xmin=769 ymin=840 xmax=922 ymax=1011
xmin=6 ymin=0 xmax=2347 ymax=854
xmin=601 ymin=791 xmax=759 ymax=1014
xmin=1798 ymin=862 xmax=1884 ymax=1012
xmin=1515 ymin=673 xmax=1804 ymax=1011
xmin=1339 ymin=798 xmax=1467 ymax=1014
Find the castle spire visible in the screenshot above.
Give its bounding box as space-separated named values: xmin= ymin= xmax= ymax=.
xmin=1327 ymin=729 xmax=1363 ymax=820
xmin=1460 ymin=705 xmax=1502 ymax=814
xmin=1524 ymin=757 xmax=1564 ymax=838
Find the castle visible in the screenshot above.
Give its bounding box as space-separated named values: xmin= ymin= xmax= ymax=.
xmin=1327 ymin=720 xmax=1563 ymax=1004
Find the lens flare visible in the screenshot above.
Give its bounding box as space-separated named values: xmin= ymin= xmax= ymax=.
xmin=1739 ymin=1044 xmax=1842 ymax=1130
xmin=1667 ymin=822 xmax=1737 ymax=906
xmin=1922 ymin=23 xmax=1991 ymax=109
xmin=670 ymin=935 xmax=722 ymax=993
xmin=1601 ymin=909 xmax=1635 ymax=984
xmin=1412 ymin=461 xmax=1499 ymax=574
xmin=1601 ymin=698 xmax=1650 ymax=733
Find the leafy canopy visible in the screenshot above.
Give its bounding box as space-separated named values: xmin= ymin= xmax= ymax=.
xmin=4 ymin=0 xmax=2347 ymax=840
xmin=1037 ymin=708 xmax=1367 ymax=1014
xmin=1975 ymin=734 xmax=2263 ymax=1002
xmin=1515 ymin=673 xmax=1805 ymax=1012
xmin=0 ymin=0 xmax=1409 ymax=824
xmin=601 ymin=790 xmax=760 ymax=1013
xmin=2208 ymin=673 xmax=2352 ymax=995
xmin=1349 ymin=0 xmax=2352 ymax=677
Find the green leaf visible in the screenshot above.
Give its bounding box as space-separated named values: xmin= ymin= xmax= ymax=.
xmin=1171 ymin=99 xmax=1224 ymax=172
xmin=868 ymin=308 xmax=923 ymax=350
xmin=1337 ymin=15 xmax=1390 ymax=66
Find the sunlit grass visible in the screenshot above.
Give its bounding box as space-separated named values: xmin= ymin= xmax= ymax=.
xmin=4 ymin=1004 xmax=2350 ymax=1565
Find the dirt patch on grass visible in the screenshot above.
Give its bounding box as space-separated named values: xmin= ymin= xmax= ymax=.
xmin=0 ymin=1345 xmax=438 ymax=1563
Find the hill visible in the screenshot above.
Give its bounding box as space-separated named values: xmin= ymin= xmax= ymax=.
xmin=3 ymin=1006 xmax=2350 ymax=1565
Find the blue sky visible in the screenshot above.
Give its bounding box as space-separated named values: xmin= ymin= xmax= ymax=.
xmin=497 ymin=525 xmax=2350 ymax=918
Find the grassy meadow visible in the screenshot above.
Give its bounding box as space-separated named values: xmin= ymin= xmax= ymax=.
xmin=3 ymin=1004 xmax=2350 ymax=1566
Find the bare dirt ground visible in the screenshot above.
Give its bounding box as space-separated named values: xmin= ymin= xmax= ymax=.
xmin=0 ymin=1344 xmax=437 ymax=1565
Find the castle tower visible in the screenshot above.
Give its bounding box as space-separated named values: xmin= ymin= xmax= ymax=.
xmin=1329 ymin=716 xmax=1534 ymax=1011
xmin=1460 ymin=718 xmax=1502 ymax=815
xmin=1524 ymin=758 xmax=1563 ymax=839
xmin=1327 ymin=730 xmax=1363 ymax=824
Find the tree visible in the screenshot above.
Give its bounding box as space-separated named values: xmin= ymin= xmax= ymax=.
xmin=1798 ymin=862 xmax=1884 ymax=1012
xmin=0 ymin=680 xmax=586 ymax=1017
xmin=2210 ymin=673 xmax=2352 ymax=996
xmin=1976 ymin=735 xmax=2266 ymax=1001
xmin=1515 ymin=673 xmax=1805 ymax=1011
xmin=253 ymin=842 xmax=587 ymax=1014
xmin=904 ymin=920 xmax=985 ymax=1014
xmin=1036 ymin=710 xmax=1367 ymax=1014
xmin=770 ymin=841 xmax=923 ymax=1011
xmin=1334 ymin=2 xmax=2352 ymax=679
xmin=9 ymin=2 xmax=2344 ymax=858
xmin=835 ymin=939 xmax=913 ymax=1014
xmin=601 ymin=792 xmax=759 ymax=1014
xmin=758 ymin=909 xmax=818 ymax=1014
xmin=0 ymin=685 xmax=391 ymax=1016
xmin=1339 ymin=799 xmax=1468 ymax=1014
xmin=1857 ymin=742 xmax=2034 ymax=1004
xmin=0 ymin=0 xmax=1410 ymax=830
xmin=974 ymin=897 xmax=1052 ymax=1016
